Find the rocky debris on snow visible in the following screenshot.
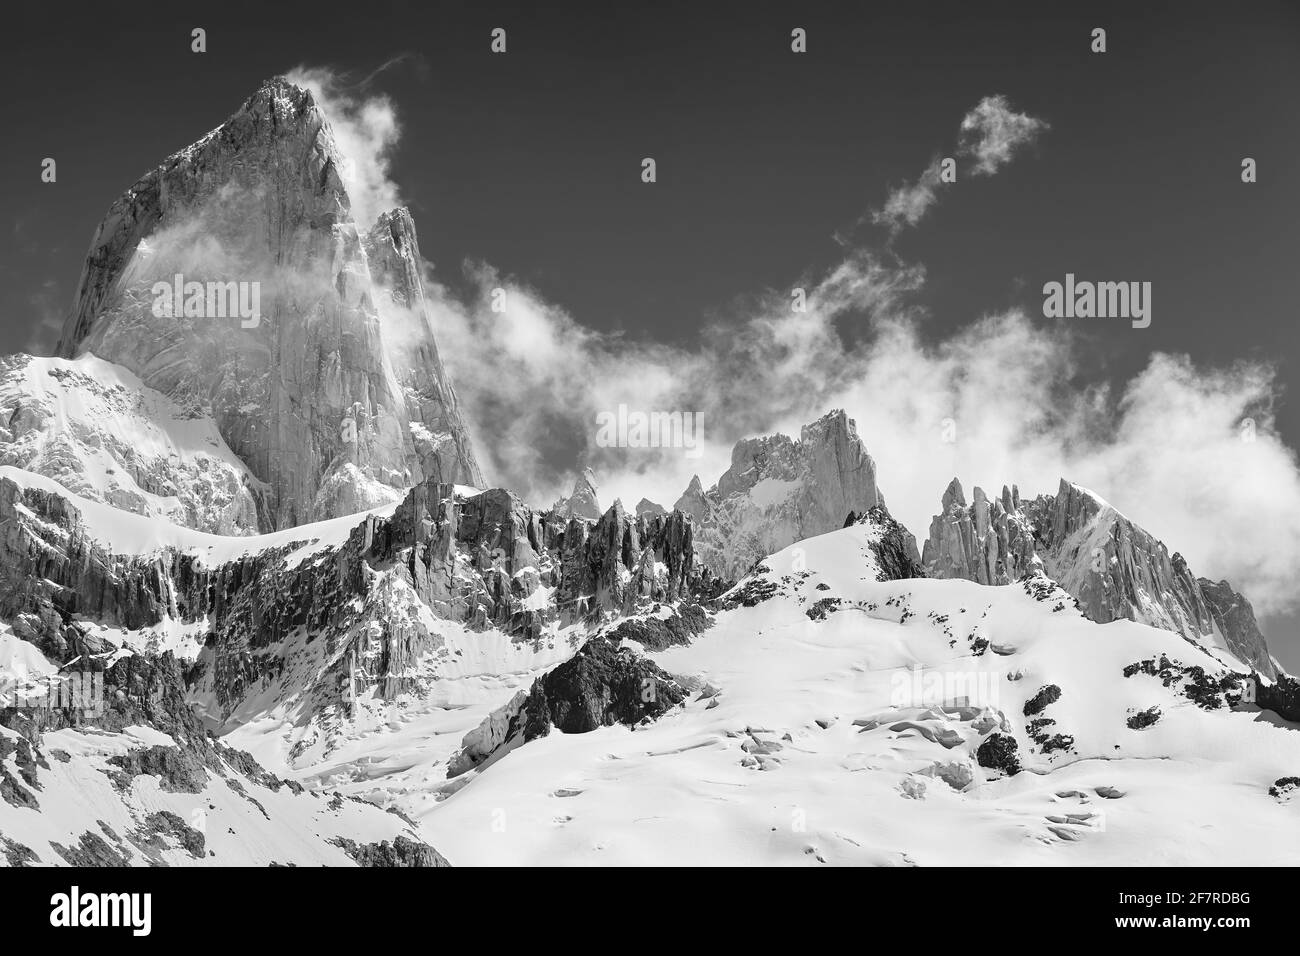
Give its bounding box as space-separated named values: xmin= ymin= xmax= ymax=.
xmin=1023 ymin=684 xmax=1062 ymax=717
xmin=805 ymin=597 xmax=843 ymax=621
xmin=975 ymin=732 xmax=1021 ymax=776
xmin=1122 ymin=655 xmax=1240 ymax=711
xmin=330 ymin=835 xmax=452 ymax=867
xmin=1268 ymin=778 xmax=1300 ymax=802
xmin=1 ymin=837 xmax=39 ymax=866
xmin=605 ymin=603 xmax=711 ymax=651
xmin=1126 ymin=706 xmax=1162 ymax=730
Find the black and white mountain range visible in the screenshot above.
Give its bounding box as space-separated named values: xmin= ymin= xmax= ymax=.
xmin=1 ymin=78 xmax=1297 ymax=868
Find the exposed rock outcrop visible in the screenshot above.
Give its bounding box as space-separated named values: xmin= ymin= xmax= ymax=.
xmin=635 ymin=497 xmax=666 ymax=518
xmin=921 ymin=478 xmax=1037 ymax=585
xmin=846 ymin=505 xmax=924 ymax=581
xmin=1198 ymin=578 xmax=1277 ymax=678
xmin=677 ymin=410 xmax=887 ymax=580
xmin=921 ymin=477 xmax=1278 ymax=679
xmin=448 ymin=635 xmax=687 ymax=776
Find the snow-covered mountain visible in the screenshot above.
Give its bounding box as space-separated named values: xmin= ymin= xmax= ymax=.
xmin=0 ymin=649 xmax=447 ymax=868
xmin=2 ymin=76 xmax=1295 ymax=868
xmin=2 ymin=459 xmax=1295 ymax=865
xmin=921 ymin=477 xmax=1278 ymax=679
xmin=673 ymin=409 xmax=902 ymax=580
xmin=0 ymin=353 xmax=264 ymax=535
xmin=417 ymin=517 xmax=1300 ymax=865
xmin=56 ymin=77 xmax=483 ymax=531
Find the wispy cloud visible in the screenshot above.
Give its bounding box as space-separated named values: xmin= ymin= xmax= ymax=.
xmin=285 ymin=65 xmax=403 ymax=229
xmin=281 ymin=70 xmax=1300 ymax=621
xmin=871 ymin=94 xmax=1048 ymax=234
xmin=958 ymin=94 xmax=1049 ymax=176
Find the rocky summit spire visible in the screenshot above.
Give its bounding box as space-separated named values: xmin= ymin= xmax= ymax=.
xmin=56 ymin=76 xmax=483 ymax=530
xmin=677 ymin=409 xmax=889 ymax=579
xmin=552 ymin=467 xmax=602 ymax=521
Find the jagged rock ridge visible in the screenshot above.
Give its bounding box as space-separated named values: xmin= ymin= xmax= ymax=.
xmin=0 ymin=467 xmax=710 ymax=753
xmin=921 ymin=477 xmax=1278 ymax=679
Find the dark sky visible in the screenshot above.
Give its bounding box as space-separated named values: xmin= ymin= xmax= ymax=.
xmin=2 ymin=0 xmax=1299 ymax=660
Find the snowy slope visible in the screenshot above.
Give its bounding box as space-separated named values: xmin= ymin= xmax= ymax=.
xmin=0 ymin=622 xmax=449 ymax=867
xmin=0 ymin=720 xmax=443 ymax=867
xmin=414 ymin=522 xmax=1300 ymax=866
xmin=921 ymin=476 xmax=1279 ymax=679
xmin=0 ymin=465 xmax=393 ymax=568
xmin=0 ymin=354 xmax=264 ymax=535
xmin=3 ymin=457 xmax=1296 ymax=866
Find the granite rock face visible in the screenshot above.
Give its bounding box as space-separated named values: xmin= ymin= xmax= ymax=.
xmin=921 ymin=476 xmax=1278 ymax=679
xmin=1199 ymin=578 xmax=1277 ymax=679
xmin=675 ymin=410 xmax=886 ymax=580
xmin=921 ymin=478 xmax=1037 ymax=585
xmin=551 ymin=467 xmax=602 ymax=521
xmin=56 ymin=77 xmax=483 ymax=531
xmin=635 ymin=497 xmax=666 ymax=518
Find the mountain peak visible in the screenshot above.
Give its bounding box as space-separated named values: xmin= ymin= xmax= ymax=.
xmin=54 ymin=79 xmax=484 ymax=530
xmin=942 ymin=477 xmax=966 ymax=511
xmin=552 ymin=467 xmax=602 ymax=521
xmin=676 ymin=409 xmax=886 ymax=579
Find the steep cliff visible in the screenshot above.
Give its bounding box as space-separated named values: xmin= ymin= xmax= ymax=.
xmin=56 ymin=77 xmax=482 ymax=530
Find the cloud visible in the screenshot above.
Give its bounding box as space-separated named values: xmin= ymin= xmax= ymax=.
xmin=958 ymin=94 xmax=1050 ymax=176
xmin=22 ymin=279 xmax=62 ymax=355
xmin=306 ymin=72 xmax=1297 ymax=625
xmin=872 ymin=160 xmax=946 ymax=233
xmin=416 ymin=251 xmax=1300 ymax=624
xmin=870 ymin=95 xmax=1047 ymax=235
xmin=285 ymin=65 xmax=403 ymax=229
